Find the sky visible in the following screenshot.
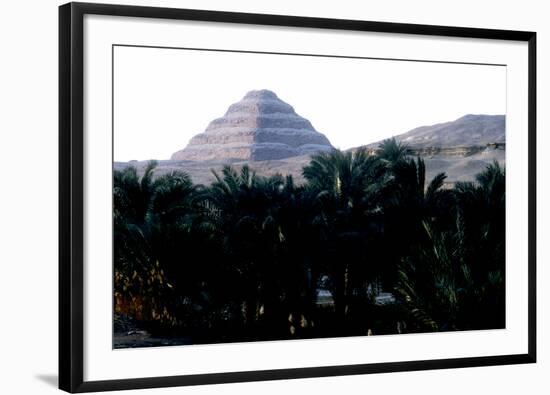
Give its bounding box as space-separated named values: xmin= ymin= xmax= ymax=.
xmin=113 ymin=46 xmax=506 ymax=162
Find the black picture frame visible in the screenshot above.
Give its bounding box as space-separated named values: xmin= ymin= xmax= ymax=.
xmin=59 ymin=2 xmax=537 ymax=393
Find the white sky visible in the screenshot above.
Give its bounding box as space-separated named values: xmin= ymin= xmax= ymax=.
xmin=114 ymin=46 xmax=506 ymax=162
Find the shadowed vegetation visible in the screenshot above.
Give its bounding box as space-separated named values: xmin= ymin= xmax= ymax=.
xmin=114 ymin=139 xmax=505 ymax=346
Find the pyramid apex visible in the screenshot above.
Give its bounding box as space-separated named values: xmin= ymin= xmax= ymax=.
xmin=243 ymin=89 xmax=279 ymax=100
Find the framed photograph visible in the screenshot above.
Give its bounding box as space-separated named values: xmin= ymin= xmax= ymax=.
xmin=59 ymin=2 xmax=536 ymax=392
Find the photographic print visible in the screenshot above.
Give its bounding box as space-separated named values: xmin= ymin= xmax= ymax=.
xmin=59 ymin=3 xmax=536 ymax=391
xmin=112 ymin=45 xmax=507 ymax=349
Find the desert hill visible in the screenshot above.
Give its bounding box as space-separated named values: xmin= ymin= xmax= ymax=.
xmin=351 ymin=114 xmax=505 ymax=184
xmin=365 ymin=114 xmax=504 ymax=149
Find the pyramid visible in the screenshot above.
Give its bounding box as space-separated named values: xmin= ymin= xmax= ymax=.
xmin=171 ymin=90 xmax=334 ymax=161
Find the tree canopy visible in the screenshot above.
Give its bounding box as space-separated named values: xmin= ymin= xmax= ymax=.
xmin=114 ymin=140 xmax=505 ymax=345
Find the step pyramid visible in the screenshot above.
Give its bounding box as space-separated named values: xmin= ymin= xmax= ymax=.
xmin=171 ymin=89 xmax=334 ymax=161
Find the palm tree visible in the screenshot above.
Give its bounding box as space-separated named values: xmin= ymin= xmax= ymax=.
xmin=204 ymin=165 xmax=329 ymax=339
xmin=149 ymin=170 xmax=197 ymax=224
xmin=147 ymin=170 xmax=204 ymax=295
xmin=113 ymin=160 xmax=159 ymax=289
xmin=391 ymin=157 xmax=448 ymax=211
xmin=395 ymin=162 xmax=506 ymax=332
xmin=371 ymin=155 xmax=454 ymax=307
xmin=204 ymin=166 xmax=288 ymax=336
xmin=395 ymin=220 xmax=462 ymax=332
xmin=302 ymin=149 xmax=385 ymax=326
xmin=114 ymin=160 xmax=157 ymax=226
xmin=113 ymin=162 xmax=200 ymax=330
xmin=452 ymin=161 xmax=505 ymax=329
xmin=113 ymin=161 xmax=168 ymax=325
xmin=303 ymin=148 xmax=383 ymax=210
xmin=376 ymin=137 xmax=410 ymax=165
xmin=269 ymin=177 xmax=324 ymax=338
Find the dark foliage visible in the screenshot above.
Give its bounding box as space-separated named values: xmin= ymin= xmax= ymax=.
xmin=114 ymin=142 xmax=505 ymax=345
